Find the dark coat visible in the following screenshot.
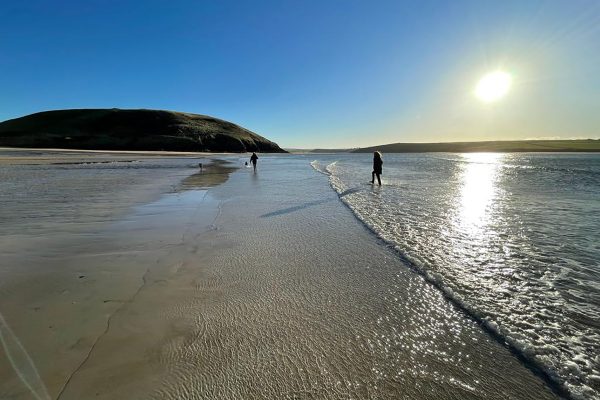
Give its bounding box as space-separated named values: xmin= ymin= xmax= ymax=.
xmin=373 ymin=157 xmax=383 ymax=174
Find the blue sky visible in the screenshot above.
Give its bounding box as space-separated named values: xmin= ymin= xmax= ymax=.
xmin=1 ymin=0 xmax=599 ymax=148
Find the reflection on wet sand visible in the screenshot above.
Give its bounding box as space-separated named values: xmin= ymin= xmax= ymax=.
xmin=179 ymin=160 xmax=238 ymax=191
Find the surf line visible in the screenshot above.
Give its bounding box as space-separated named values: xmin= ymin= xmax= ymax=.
xmin=321 ymin=171 xmax=573 ymax=400
xmin=309 ymin=160 xmax=335 ymax=176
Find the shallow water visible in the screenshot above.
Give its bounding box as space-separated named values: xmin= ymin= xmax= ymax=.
xmin=123 ymin=155 xmax=557 ymax=400
xmin=1 ymin=151 xmax=560 ymax=399
xmin=0 ymin=154 xmax=209 ymax=234
xmin=311 ymin=152 xmax=600 ymax=399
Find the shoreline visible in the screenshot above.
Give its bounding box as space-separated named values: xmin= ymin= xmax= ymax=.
xmin=1 ymin=154 xmax=560 ymax=399
xmin=0 ymin=147 xmax=240 ymax=166
xmin=319 ymin=164 xmax=572 ymax=399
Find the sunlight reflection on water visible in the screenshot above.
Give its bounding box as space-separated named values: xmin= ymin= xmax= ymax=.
xmin=456 ymin=153 xmax=503 ymax=232
xmin=317 ymin=152 xmax=600 ymax=399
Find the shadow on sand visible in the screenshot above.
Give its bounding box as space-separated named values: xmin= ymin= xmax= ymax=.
xmin=260 ymin=199 xmax=331 ymax=218
xmin=260 ymin=185 xmax=365 ymax=218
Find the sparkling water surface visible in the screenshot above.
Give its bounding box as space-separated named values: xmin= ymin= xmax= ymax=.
xmin=311 ymin=152 xmax=600 ymax=399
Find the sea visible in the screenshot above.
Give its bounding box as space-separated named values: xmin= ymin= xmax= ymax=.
xmin=311 ymin=152 xmax=600 ymax=399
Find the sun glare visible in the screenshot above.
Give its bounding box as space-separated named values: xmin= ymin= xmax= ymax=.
xmin=475 ymin=71 xmax=512 ymax=103
xmin=457 ymin=153 xmax=503 ymax=231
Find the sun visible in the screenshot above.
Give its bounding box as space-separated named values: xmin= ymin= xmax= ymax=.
xmin=475 ymin=71 xmax=512 ymax=102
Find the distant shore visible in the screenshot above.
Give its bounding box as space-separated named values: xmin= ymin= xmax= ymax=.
xmin=0 ymin=147 xmax=239 ymax=165
xmin=288 ymin=139 xmax=600 ymax=153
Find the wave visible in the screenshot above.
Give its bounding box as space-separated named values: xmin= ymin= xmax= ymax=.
xmin=315 ymin=160 xmax=584 ymax=400
xmin=309 ymin=160 xmax=333 ymax=176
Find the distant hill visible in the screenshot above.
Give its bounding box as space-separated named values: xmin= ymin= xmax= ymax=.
xmin=353 ymin=140 xmax=600 ymax=153
xmin=0 ymin=109 xmax=286 ymax=152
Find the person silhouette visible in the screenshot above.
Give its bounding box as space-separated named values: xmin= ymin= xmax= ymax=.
xmin=371 ymin=151 xmax=382 ymax=185
xmin=250 ymin=152 xmax=258 ymax=172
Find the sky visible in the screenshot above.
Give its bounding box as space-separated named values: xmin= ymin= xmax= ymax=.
xmin=1 ymin=0 xmax=599 ymax=148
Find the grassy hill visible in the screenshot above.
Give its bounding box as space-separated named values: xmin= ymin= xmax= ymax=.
xmin=353 ymin=140 xmax=600 ymax=153
xmin=0 ymin=109 xmax=286 ymax=152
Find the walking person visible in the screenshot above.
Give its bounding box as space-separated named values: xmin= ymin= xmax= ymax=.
xmin=371 ymin=151 xmax=382 ymax=185
xmin=250 ymin=152 xmax=258 ymax=172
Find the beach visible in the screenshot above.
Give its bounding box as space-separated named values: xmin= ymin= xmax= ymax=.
xmin=1 ymin=150 xmax=561 ymax=399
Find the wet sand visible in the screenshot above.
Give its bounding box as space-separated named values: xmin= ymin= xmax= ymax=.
xmin=0 ymin=147 xmax=229 ymax=165
xmin=1 ymin=153 xmax=559 ymax=399
xmin=0 ymin=151 xmax=234 ymax=399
